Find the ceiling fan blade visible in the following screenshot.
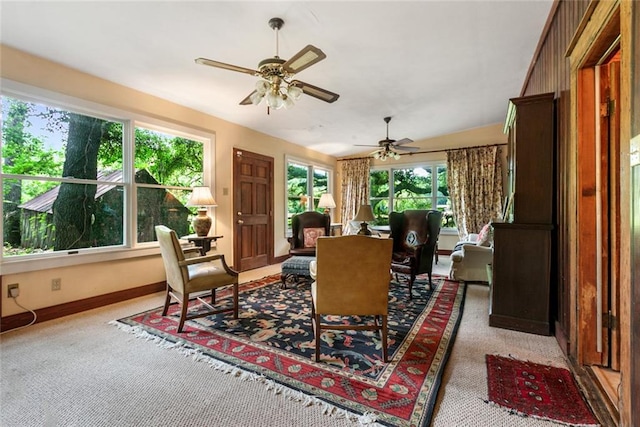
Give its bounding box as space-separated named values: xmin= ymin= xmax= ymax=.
xmin=195 ymin=58 xmax=258 ymax=76
xmin=354 ymin=144 xmax=382 ymax=147
xmin=239 ymin=91 xmax=257 ymax=105
xmin=394 ymin=138 xmax=414 ymax=146
xmin=290 ymin=80 xmax=339 ymax=103
xmin=394 ymin=145 xmax=419 ymax=152
xmin=282 ymin=45 xmax=326 ymax=74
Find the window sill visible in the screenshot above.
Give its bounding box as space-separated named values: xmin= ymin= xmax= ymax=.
xmin=0 ymin=245 xmax=163 ymax=275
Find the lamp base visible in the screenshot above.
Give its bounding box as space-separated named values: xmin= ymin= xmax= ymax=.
xmin=357 ymin=222 xmax=372 ymax=236
xmin=192 ymin=209 xmax=212 ymax=237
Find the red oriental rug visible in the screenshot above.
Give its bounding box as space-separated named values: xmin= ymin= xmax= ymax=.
xmin=486 ymin=354 xmax=600 ymax=427
xmin=113 ymin=274 xmax=465 ymax=426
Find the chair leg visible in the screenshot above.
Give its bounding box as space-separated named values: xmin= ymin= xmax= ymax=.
xmin=314 ymin=313 xmax=321 ymax=362
xmin=232 ymin=283 xmax=239 ymax=318
xmin=408 ymin=273 xmax=415 ymax=300
xmin=428 ymin=272 xmax=433 ymax=290
xmin=380 ymin=315 xmax=388 ymax=363
xmin=211 ymin=288 xmax=216 ymax=305
xmin=177 ymin=292 xmax=189 ymax=333
xmin=161 ymin=285 xmax=171 ymax=316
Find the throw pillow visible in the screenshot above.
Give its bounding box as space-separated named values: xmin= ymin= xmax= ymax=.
xmin=303 ymin=227 xmax=325 ymax=248
xmin=476 ymin=223 xmax=492 ymax=247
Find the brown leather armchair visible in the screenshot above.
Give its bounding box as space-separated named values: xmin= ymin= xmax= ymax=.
xmin=288 ymin=211 xmax=331 ymax=256
xmin=389 ymin=209 xmax=443 ymax=298
xmin=155 ymin=225 xmax=239 ymax=332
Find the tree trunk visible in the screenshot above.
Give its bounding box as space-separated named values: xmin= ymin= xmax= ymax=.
xmin=53 ymin=114 xmax=103 ymax=250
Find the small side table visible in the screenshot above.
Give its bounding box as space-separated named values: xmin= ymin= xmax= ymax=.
xmin=184 ymin=235 xmax=223 ymax=256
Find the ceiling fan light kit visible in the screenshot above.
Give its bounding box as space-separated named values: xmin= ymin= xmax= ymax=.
xmin=196 ymin=17 xmax=339 ymax=111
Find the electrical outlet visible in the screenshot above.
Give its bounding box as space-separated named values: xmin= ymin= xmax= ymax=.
xmin=51 ymin=278 xmax=62 ymax=291
xmin=8 ymin=283 xmax=19 ymax=298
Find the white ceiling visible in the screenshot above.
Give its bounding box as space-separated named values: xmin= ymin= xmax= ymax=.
xmin=0 ymin=1 xmax=552 ymax=157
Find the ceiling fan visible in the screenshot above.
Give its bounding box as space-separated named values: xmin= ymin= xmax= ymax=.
xmin=356 ymin=117 xmax=418 ymax=160
xmin=195 ymin=17 xmax=339 ymax=110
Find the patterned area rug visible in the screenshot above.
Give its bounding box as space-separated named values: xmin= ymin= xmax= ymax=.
xmin=486 ymin=354 xmax=600 ymax=427
xmin=113 ymin=275 xmax=466 ymax=426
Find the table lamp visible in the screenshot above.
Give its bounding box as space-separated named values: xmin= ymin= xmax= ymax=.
xmin=318 ymin=193 xmax=336 ymax=215
xmin=187 ymin=186 xmax=217 ymax=236
xmin=353 ymin=204 xmax=375 ymax=235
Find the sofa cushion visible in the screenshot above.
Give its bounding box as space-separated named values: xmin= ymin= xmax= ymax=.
xmin=476 ymin=223 xmax=492 ymax=247
xmin=303 ymin=227 xmax=325 ymax=248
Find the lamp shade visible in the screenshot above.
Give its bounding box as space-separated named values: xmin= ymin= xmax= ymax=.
xmin=353 ymin=204 xmax=375 ymax=222
xmin=187 ymin=186 xmax=217 ymax=207
xmin=318 ymin=193 xmax=336 ymax=209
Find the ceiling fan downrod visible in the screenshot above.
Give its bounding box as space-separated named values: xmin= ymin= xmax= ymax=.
xmin=269 ymin=17 xmax=284 ymax=58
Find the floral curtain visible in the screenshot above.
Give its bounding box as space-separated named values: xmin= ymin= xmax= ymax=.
xmin=338 ymin=157 xmax=371 ymax=229
xmin=447 ymin=146 xmax=503 ymax=239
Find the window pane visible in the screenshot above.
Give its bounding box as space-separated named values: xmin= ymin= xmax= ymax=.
xmin=134 ymin=128 xmax=203 ymax=187
xmin=370 ymin=198 xmax=389 ymax=225
xmin=393 ymin=198 xmax=432 ymax=211
xmin=287 ymin=162 xmax=309 ymax=228
xmin=312 ymin=168 xmax=329 ymax=212
xmin=137 ymin=187 xmax=192 ymax=242
xmin=3 ymin=179 xmax=124 ymax=256
xmin=2 ymin=96 xmax=125 ymax=256
xmin=370 ymin=170 xmax=389 ymax=198
xmin=393 ymin=167 xmax=431 ymax=198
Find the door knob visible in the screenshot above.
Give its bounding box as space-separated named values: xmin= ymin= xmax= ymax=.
xmin=237 ymin=219 xmax=244 ymax=224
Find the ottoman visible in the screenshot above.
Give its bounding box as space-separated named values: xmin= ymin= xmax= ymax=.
xmin=281 ymin=256 xmax=315 ymax=288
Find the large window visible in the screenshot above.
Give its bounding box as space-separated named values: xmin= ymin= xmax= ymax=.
xmin=286 ymin=159 xmax=331 ymax=231
xmin=370 ymin=164 xmax=454 ymax=228
xmin=1 ymin=92 xmax=209 ymax=263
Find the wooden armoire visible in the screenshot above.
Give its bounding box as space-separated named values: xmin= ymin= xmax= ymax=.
xmin=490 ymin=93 xmax=555 ymax=336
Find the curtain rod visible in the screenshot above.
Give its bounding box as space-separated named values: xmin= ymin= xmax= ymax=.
xmin=337 ymin=142 xmax=507 ymax=161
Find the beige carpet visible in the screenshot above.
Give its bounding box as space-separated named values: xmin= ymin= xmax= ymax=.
xmin=1 ymin=259 xmax=573 ymax=426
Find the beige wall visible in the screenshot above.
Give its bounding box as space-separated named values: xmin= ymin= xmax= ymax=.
xmin=0 ymin=45 xmax=335 ymax=316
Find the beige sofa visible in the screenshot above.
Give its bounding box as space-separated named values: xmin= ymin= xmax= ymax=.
xmin=448 ymin=226 xmax=493 ymax=283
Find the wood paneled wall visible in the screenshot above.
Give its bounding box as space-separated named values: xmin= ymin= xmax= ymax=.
xmin=520 ymin=0 xmax=590 ymax=356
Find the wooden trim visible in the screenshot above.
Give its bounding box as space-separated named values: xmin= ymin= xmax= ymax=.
xmin=565 ymin=0 xmax=603 ymax=58
xmin=0 ymin=281 xmax=165 ymax=332
xmin=273 ymin=254 xmax=289 ymax=264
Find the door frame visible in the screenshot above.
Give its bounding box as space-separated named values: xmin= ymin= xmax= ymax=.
xmin=567 ymin=1 xmax=634 ymax=424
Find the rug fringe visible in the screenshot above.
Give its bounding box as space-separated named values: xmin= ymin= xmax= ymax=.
xmin=109 ymin=320 xmax=383 ymax=426
xmin=484 ymin=399 xmax=600 ymax=427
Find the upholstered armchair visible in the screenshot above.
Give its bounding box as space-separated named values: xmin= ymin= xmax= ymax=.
xmin=155 ymin=225 xmax=239 ymax=333
xmin=389 ymin=210 xmax=443 ymax=298
xmin=448 ymin=223 xmax=494 ymax=282
xmin=288 ymin=211 xmax=331 ymax=256
xmin=309 ymin=235 xmax=394 ymax=362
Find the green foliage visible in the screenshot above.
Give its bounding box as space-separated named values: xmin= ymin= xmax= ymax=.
xmin=134 ymin=129 xmax=203 ymax=187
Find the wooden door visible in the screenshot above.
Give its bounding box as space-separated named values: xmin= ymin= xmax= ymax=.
xmin=577 ymin=50 xmax=621 ymax=369
xmin=600 ymin=55 xmax=621 ymax=370
xmin=233 ymin=148 xmax=273 ymax=271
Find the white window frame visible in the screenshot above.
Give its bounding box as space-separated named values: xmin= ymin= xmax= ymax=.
xmin=0 ymin=79 xmax=214 ymax=274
